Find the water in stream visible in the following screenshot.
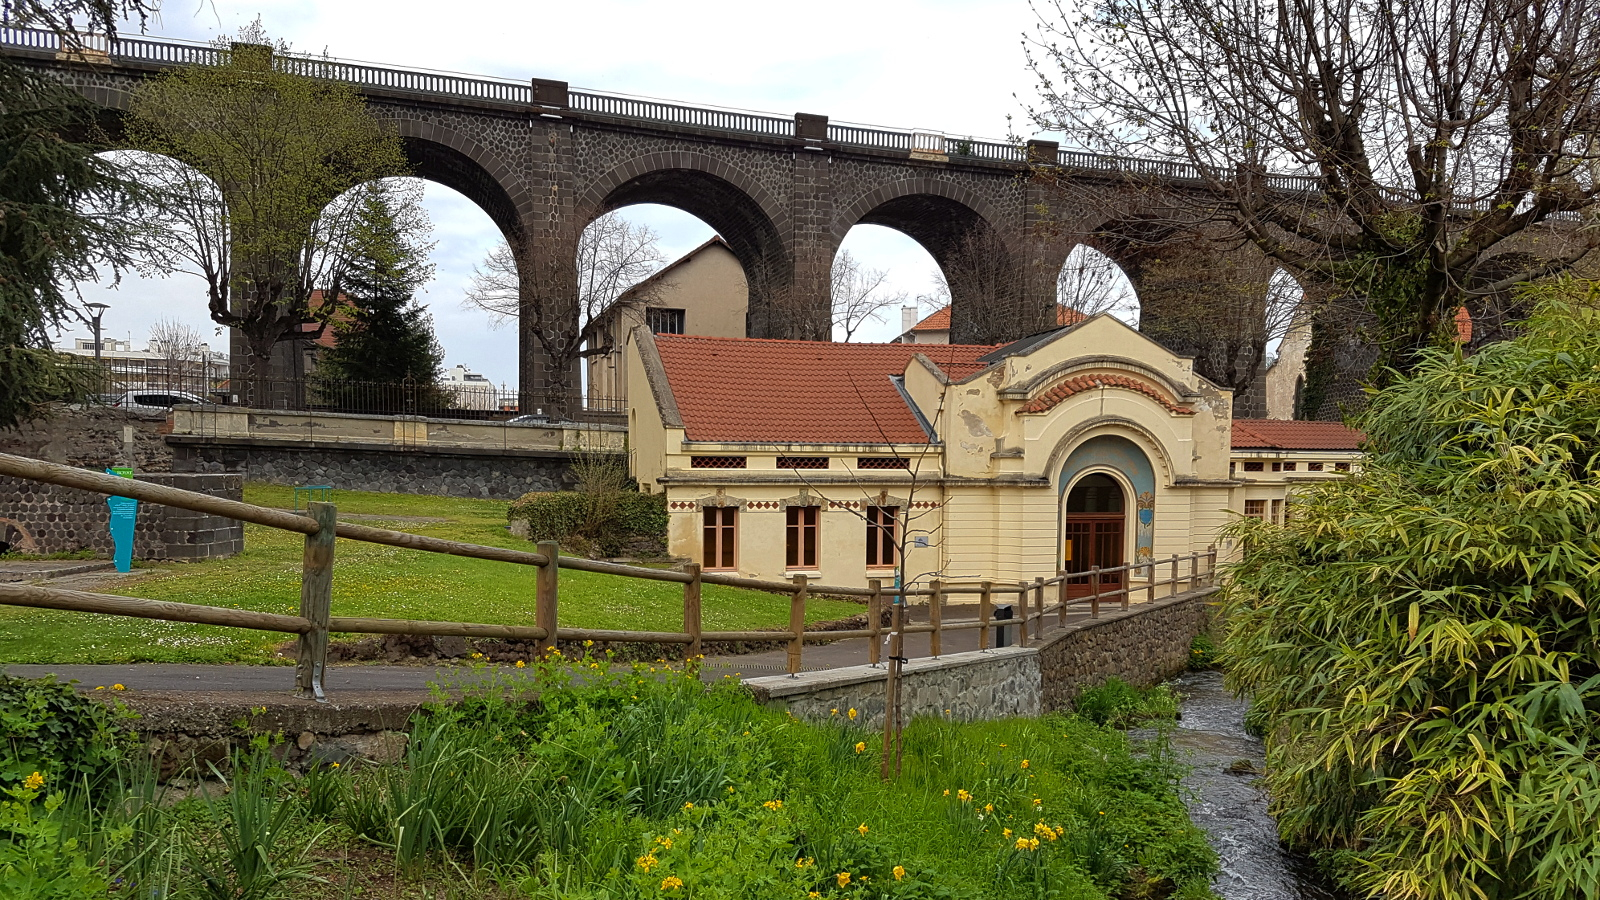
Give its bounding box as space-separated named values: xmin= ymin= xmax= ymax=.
xmin=1163 ymin=670 xmax=1340 ymax=900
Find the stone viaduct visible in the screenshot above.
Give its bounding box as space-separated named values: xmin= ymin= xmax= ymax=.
xmin=4 ymin=27 xmax=1326 ymax=413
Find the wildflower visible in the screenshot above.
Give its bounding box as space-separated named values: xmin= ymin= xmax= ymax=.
xmin=999 ymin=743 xmax=1007 ymax=748
xmin=763 ymin=800 xmax=784 ymax=811
xmin=795 ymin=857 xmax=814 ymax=869
xmin=22 ymin=772 xmax=44 ymax=791
xmin=836 ymin=872 xmax=851 ymax=888
xmin=1098 ymin=810 xmax=1105 ymax=816
xmin=808 ymin=894 xmax=820 ymax=899
xmin=1015 ymin=837 xmax=1040 ymax=851
xmin=957 ymin=789 xmax=972 ymax=802
xmin=637 ymin=854 xmax=659 ymax=872
xmin=682 ymin=802 xmax=694 ymax=810
xmin=831 ymin=708 xmax=838 ymax=716
xmin=1032 ymin=798 xmax=1042 ymax=808
xmin=550 ymin=647 xmax=563 ymax=656
xmin=943 ymin=789 xmax=951 ymax=796
xmin=984 ymin=803 xmax=994 ymax=814
xmin=854 ymin=741 xmax=867 ymax=754
xmin=1003 ymin=828 xmax=1012 ymax=838
xmin=1034 ymin=822 xmax=1056 ymax=841
xmin=93 ymin=685 xmax=104 ymax=690
xmin=584 ymin=639 xmax=594 ymax=647
xmin=471 ymin=652 xmax=483 ymax=659
xmin=857 ymin=823 xmax=869 ymax=836
xmin=1020 ymin=759 xmax=1030 ymax=769
xmin=515 ymin=660 xmax=526 ymax=668
xmin=112 ymin=684 xmax=125 ymax=691
xmin=893 ymin=865 xmax=906 ymax=881
xmin=660 ymin=876 xmax=683 ymax=890
xmin=847 ymin=708 xmax=858 ymax=720
xmin=660 ymin=837 xmax=674 ymax=849
xmin=330 ymin=762 xmax=340 ymax=768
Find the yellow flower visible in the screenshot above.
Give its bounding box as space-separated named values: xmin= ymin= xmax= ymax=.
xmin=809 ymin=893 xmax=820 ymax=898
xmin=943 ymin=789 xmax=951 ymax=796
xmin=957 ymin=789 xmax=972 ymax=803
xmin=471 ymin=652 xmax=483 ymax=659
xmin=847 ymin=707 xmax=858 ymax=720
xmin=1054 ymin=825 xmax=1065 ymax=837
xmin=660 ymin=876 xmax=683 ymax=890
xmin=111 ymin=684 xmax=125 ymax=691
xmin=1014 ymin=837 xmax=1040 ymax=851
xmin=93 ymin=685 xmax=104 ymax=691
xmin=830 ymin=708 xmax=838 ymax=716
xmin=682 ymin=802 xmax=694 ymax=810
xmin=984 ymin=803 xmax=994 ymax=813
xmin=1034 ymin=822 xmax=1057 ymax=841
xmin=637 ymin=854 xmax=659 ymax=872
xmin=763 ymin=799 xmax=784 ymax=811
xmin=999 ymin=743 xmax=1007 ymax=748
xmin=1003 ymin=828 xmax=1013 ymax=838
xmin=893 ymin=865 xmax=906 ymax=881
xmin=1020 ymin=759 xmax=1030 ymax=769
xmin=330 ymin=762 xmax=340 ymax=768
xmin=515 ymin=660 xmax=526 ymax=668
xmin=836 ymin=872 xmax=851 ymax=888
xmin=856 ymin=823 xmax=869 ymax=835
xmin=659 ymin=837 xmax=674 ymax=849
xmin=584 ymin=639 xmax=594 ymax=647
xmin=854 ymin=741 xmax=866 ymax=754
xmin=795 ymin=857 xmax=814 ymax=868
xmin=22 ymin=772 xmax=44 ymax=791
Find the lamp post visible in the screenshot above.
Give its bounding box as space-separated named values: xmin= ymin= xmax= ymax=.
xmin=85 ymin=302 xmax=110 ymax=362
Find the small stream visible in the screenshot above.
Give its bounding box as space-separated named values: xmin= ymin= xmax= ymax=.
xmin=1163 ymin=670 xmax=1339 ymax=900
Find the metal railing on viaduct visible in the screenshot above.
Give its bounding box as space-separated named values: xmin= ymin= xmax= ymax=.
xmin=0 ymin=452 xmax=1216 ymax=701
xmin=0 ymin=24 xmax=1321 ymax=190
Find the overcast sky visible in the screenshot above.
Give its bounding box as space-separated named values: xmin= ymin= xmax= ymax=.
xmin=60 ymin=0 xmax=1137 ymax=385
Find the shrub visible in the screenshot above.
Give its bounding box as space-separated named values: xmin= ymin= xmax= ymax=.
xmin=0 ymin=675 xmax=133 ymax=792
xmin=1072 ymin=678 xmax=1179 ymax=727
xmin=1187 ymin=634 xmax=1218 ymax=670
xmin=1222 ymin=282 xmax=1600 ymax=900
xmin=509 ymin=489 xmax=667 ymax=557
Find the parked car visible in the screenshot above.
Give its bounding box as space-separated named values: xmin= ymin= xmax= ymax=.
xmin=507 ymin=414 xmax=571 ymax=426
xmin=110 ymin=390 xmax=206 ymax=414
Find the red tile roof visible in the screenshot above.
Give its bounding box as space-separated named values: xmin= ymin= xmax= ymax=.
xmin=1232 ymin=419 xmax=1364 ymax=451
xmin=910 ymin=304 xmax=1087 ymax=333
xmin=653 ymin=336 xmax=996 ymax=444
xmin=1022 ymin=373 xmax=1194 ymax=416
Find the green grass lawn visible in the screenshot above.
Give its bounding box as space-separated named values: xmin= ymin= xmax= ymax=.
xmin=0 ymin=484 xmax=862 ymax=664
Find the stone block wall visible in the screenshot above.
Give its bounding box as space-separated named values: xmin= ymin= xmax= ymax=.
xmin=1036 ymin=591 xmax=1215 ymax=712
xmin=0 ymin=472 xmax=244 ymax=560
xmin=0 ymin=408 xmax=174 ymax=471
xmin=171 ymin=442 xmax=576 ymax=499
xmin=744 ymin=648 xmax=1040 ymax=728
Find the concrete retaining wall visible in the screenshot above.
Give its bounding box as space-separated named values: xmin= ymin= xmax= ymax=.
xmin=0 ymin=471 xmax=244 ymax=560
xmin=746 ymin=589 xmax=1217 ymax=724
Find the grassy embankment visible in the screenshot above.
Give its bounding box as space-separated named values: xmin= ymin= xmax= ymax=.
xmin=0 ymin=484 xmax=860 ymax=664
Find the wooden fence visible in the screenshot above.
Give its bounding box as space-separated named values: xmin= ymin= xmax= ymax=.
xmin=0 ymin=452 xmax=1216 ymax=701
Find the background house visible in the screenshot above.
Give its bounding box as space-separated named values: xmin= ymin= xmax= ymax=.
xmin=897 ymin=304 xmax=1087 ymax=344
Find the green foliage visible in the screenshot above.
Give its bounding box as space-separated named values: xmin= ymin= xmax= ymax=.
xmin=1221 ymin=280 xmax=1600 ymax=900
xmin=510 ymin=485 xmax=668 ymax=557
xmin=190 ymin=751 xmax=318 ymax=900
xmin=1187 ymin=635 xmax=1218 ymax=670
xmin=0 ymin=778 xmax=125 ymax=900
xmin=1071 ymin=678 xmax=1180 ymax=727
xmin=0 ymin=675 xmax=132 ymax=791
xmin=0 ymin=63 xmax=144 ymax=428
xmin=311 ymin=179 xmax=446 ymax=405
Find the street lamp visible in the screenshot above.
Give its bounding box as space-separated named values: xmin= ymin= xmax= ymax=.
xmin=85 ymin=302 xmax=110 ymax=362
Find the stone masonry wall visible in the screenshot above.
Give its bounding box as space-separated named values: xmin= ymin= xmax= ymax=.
xmin=0 ymin=472 xmax=244 ymax=560
xmin=1037 ymin=591 xmax=1215 ymax=712
xmin=744 ymin=648 xmax=1040 ymax=728
xmin=0 ymin=408 xmax=174 ymax=471
xmin=171 ymin=442 xmax=577 ymax=499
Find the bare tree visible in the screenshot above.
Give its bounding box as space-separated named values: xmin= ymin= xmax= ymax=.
xmin=831 ymin=250 xmax=909 ymax=341
xmin=147 ymin=317 xmax=210 ymax=389
xmin=1028 ymin=0 xmax=1600 ymax=377
xmin=1057 ymin=245 xmax=1140 ymax=324
xmin=463 ymin=211 xmax=666 ymax=360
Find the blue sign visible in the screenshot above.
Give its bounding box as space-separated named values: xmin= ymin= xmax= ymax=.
xmin=105 ymin=468 xmax=137 ymax=573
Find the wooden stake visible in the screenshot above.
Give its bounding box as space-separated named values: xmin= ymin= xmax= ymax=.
xmin=295 ymin=502 xmax=336 ymax=702
xmin=978 ymin=581 xmax=992 ymax=650
xmin=1017 ymin=582 xmax=1030 ymax=647
xmin=1090 ymin=566 xmax=1101 ymax=619
xmin=683 ymin=562 xmax=702 ymax=660
xmin=1057 ymin=570 xmax=1068 ymax=625
xmin=868 ymin=579 xmax=883 ymax=666
xmin=788 ymin=573 xmax=807 ymax=676
xmin=929 ymin=578 xmax=943 ymax=658
xmin=536 ymin=540 xmax=560 ymax=656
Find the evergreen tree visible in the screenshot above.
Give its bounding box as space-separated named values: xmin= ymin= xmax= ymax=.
xmin=311 ymin=181 xmax=445 ymax=412
xmin=0 ymin=63 xmax=144 ymax=428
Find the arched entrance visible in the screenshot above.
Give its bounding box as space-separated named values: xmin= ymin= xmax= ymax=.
xmin=1062 ymin=473 xmax=1127 ymax=598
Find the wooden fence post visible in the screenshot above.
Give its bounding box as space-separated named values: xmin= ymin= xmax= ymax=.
xmin=868 ymin=579 xmax=883 ymax=666
xmin=1057 ymin=571 xmax=1068 ymax=626
xmin=683 ymin=562 xmax=702 ymax=660
xmin=1146 ymin=556 xmax=1157 ymax=604
xmin=1169 ymin=553 xmax=1181 ymax=597
xmin=788 ymin=573 xmax=807 ymax=676
xmin=1189 ymin=552 xmax=1197 ymax=593
xmin=1089 ymin=566 xmax=1101 ymax=619
xmin=978 ymin=581 xmax=992 ymax=650
xmin=1017 ymin=582 xmax=1030 ymax=648
xmin=1120 ymin=564 xmax=1131 ymax=610
xmin=536 ymin=540 xmax=560 ymax=656
xmin=1208 ymin=544 xmax=1218 ymax=585
xmin=1032 ymin=577 xmax=1045 ymax=640
xmin=929 ymin=579 xmax=944 ymax=658
xmin=294 ymin=501 xmax=336 ymax=702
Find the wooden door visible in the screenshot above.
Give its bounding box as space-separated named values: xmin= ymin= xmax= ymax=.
xmin=1063 ymin=473 xmax=1126 ymax=598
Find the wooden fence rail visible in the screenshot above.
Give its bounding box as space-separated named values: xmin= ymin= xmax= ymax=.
xmin=0 ymin=452 xmax=1216 ymax=700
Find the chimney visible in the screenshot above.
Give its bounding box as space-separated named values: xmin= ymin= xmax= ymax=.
xmin=901 ymin=305 xmax=920 ymax=335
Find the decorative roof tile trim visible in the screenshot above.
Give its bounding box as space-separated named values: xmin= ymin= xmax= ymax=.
xmin=1020 ymin=374 xmax=1194 ymax=416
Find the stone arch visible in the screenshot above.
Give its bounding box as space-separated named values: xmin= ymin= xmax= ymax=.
xmin=579 ymin=152 xmax=795 ymax=337
xmin=389 ymin=119 xmax=530 ymax=244
xmin=833 ymin=177 xmax=1030 ymax=344
xmin=1054 ymin=243 xmax=1141 ymax=326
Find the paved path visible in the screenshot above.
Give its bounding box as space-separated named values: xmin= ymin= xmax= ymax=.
xmin=6 ymin=594 xmax=1159 ymax=694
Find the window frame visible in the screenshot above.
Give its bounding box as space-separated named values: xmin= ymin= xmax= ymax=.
xmin=647 ymin=307 xmax=687 ymax=335
xmin=1242 ymin=461 xmax=1264 ymax=472
xmin=865 ymin=505 xmax=899 ymax=568
xmin=701 ymin=506 xmax=737 ymax=571
xmin=1243 ymin=499 xmax=1267 ymax=520
xmin=785 ymin=505 xmax=820 ymax=570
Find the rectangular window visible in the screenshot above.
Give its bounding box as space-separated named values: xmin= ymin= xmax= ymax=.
xmin=857 ymin=457 xmax=910 ymax=470
xmin=702 ymin=507 xmax=736 ymax=570
xmin=1334 ymin=462 xmax=1351 ymax=472
xmin=1281 ymin=462 xmax=1297 ymax=472
xmin=1307 ymin=462 xmax=1324 ymax=472
xmin=866 ymin=505 xmax=899 ymax=567
xmin=786 ymin=506 xmax=819 ymax=569
xmin=1244 ymin=499 xmax=1267 ymax=520
xmin=1270 ymin=499 xmax=1284 ymax=523
xmin=690 ymin=456 xmax=747 ymax=469
xmin=1270 ymin=462 xmax=1283 ymax=472
xmin=777 ymin=456 xmax=829 ymax=470
xmin=647 ymin=307 xmax=686 ymax=335
xmin=1243 ymin=461 xmax=1264 ymax=472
